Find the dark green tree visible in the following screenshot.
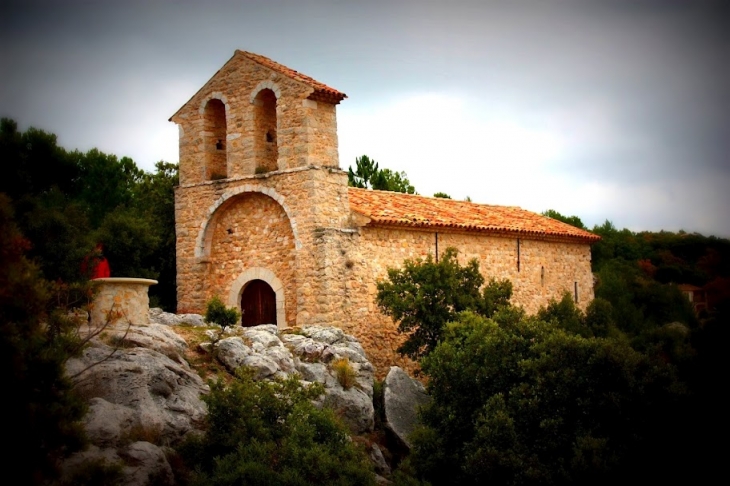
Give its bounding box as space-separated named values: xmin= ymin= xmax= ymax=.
xmin=376 ymin=247 xmax=512 ymax=360
xmin=433 ymin=192 xmax=451 ymax=199
xmin=0 ymin=195 xmax=87 ymax=484
xmin=130 ymin=161 xmax=179 ymax=310
xmin=411 ymin=311 xmax=682 ymax=486
xmin=76 ymin=149 xmax=144 ymax=227
xmin=537 ymin=291 xmax=592 ymax=337
xmin=347 ymin=155 xmax=415 ymax=194
xmin=541 ymin=209 xmax=587 ymax=230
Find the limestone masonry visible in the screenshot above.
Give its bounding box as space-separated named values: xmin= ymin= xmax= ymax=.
xmin=171 ymin=50 xmax=600 ymax=374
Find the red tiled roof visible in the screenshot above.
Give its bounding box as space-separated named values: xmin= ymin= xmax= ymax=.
xmin=237 ymin=50 xmax=347 ymax=104
xmin=348 ymin=188 xmax=600 ymax=243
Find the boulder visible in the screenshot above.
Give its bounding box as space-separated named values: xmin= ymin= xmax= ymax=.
xmin=212 ymin=325 xmax=376 ymax=434
xmin=323 ymin=385 xmax=375 ymax=434
xmin=383 ymin=366 xmax=431 ymax=449
xmin=149 ymin=307 xmax=205 ymax=327
xmin=369 ymin=443 xmax=391 ymax=477
xmin=67 ymin=342 xmax=208 ymax=446
xmin=119 ymin=441 xmax=175 ymax=486
xmin=105 ymin=321 xmax=189 ymax=362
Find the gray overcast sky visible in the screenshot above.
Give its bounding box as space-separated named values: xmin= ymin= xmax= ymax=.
xmin=2 ymin=0 xmax=729 ymax=236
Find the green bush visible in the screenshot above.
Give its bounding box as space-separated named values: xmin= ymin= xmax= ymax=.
xmin=204 ymin=295 xmax=240 ymax=329
xmin=177 ymin=369 xmax=375 ymax=485
xmin=411 ymin=311 xmax=682 ymax=486
xmin=376 ymin=247 xmax=513 ymax=360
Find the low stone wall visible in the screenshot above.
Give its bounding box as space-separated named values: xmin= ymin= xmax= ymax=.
xmin=90 ymin=278 xmax=158 ymax=327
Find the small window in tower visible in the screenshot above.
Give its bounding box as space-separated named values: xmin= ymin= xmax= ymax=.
xmin=266 ymin=130 xmax=274 ymax=143
xmin=216 ymin=139 xmax=224 ymax=150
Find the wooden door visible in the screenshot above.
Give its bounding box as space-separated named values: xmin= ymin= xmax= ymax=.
xmin=240 ymin=279 xmax=277 ymax=326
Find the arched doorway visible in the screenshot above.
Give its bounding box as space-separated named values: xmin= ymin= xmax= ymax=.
xmin=240 ymin=279 xmax=277 ymax=326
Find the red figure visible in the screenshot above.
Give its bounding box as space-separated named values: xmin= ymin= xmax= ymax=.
xmin=82 ymin=243 xmax=111 ymax=279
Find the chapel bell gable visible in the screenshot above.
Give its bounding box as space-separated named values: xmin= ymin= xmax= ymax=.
xmin=170 ymin=50 xmax=347 ymax=186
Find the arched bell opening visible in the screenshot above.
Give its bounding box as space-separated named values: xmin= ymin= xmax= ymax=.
xmin=203 ymin=98 xmax=228 ymax=180
xmin=253 ymin=88 xmax=278 ymax=173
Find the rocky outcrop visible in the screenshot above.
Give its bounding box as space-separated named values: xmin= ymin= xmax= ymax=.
xmin=62 ymin=319 xmax=208 ymax=485
xmin=150 ymin=307 xmax=205 ymax=327
xmin=206 ymin=323 xmax=375 ymax=434
xmin=62 ymin=309 xmax=380 ymax=484
xmin=384 ymin=366 xmax=431 ymax=449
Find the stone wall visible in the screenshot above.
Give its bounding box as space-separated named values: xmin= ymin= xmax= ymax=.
xmin=316 ymin=224 xmax=595 ymax=376
xmin=89 ymin=278 xmax=157 ymax=328
xmin=175 ymin=165 xmax=595 ymax=376
xmin=174 ymin=166 xmax=352 ymax=318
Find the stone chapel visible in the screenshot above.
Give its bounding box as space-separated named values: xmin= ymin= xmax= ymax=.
xmin=171 ymin=50 xmax=600 ymax=372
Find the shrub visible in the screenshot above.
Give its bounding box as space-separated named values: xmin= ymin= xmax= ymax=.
xmin=411 ymin=311 xmax=682 ymax=485
xmin=204 ymin=295 xmax=240 ymax=330
xmin=332 ymin=357 xmax=358 ymax=390
xmin=376 ymin=247 xmax=513 ymax=360
xmin=176 ymin=369 xmax=375 ymax=485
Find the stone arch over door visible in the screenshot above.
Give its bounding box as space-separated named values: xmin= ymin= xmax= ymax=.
xmin=195 ymin=185 xmax=301 ymax=261
xmin=228 ymin=267 xmax=286 ymax=329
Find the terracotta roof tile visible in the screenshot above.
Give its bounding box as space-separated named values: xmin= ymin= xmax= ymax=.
xmin=237 ymin=50 xmax=347 ymax=104
xmin=348 ymin=188 xmax=600 ymax=243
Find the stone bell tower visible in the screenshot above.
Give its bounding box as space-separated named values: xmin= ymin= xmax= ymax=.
xmin=170 ymin=50 xmax=353 ymax=329
xmin=170 ymin=50 xmax=347 ymax=185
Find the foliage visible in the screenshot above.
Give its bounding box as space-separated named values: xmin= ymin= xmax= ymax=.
xmin=0 ymin=194 xmax=87 ymax=484
xmin=75 ymin=148 xmax=144 ymax=227
xmin=0 ymin=118 xmax=180 ymax=310
xmin=411 ymin=311 xmax=682 ymax=485
xmin=130 ymin=161 xmax=179 ymax=309
xmin=177 ymin=369 xmax=375 ymax=486
xmin=94 ymin=207 xmax=160 ymax=280
xmin=204 ymin=295 xmax=241 ymax=329
xmin=594 ymin=259 xmax=698 ymax=341
xmin=541 ymin=209 xmax=587 ymax=230
xmin=332 ymin=358 xmax=357 ymax=390
xmin=348 ymin=155 xmax=416 ymax=194
xmin=376 ymin=248 xmax=514 ymax=360
xmin=537 ymin=292 xmax=592 ymax=337
xmin=432 ymin=192 xmax=451 ymax=199
xmin=59 ymin=458 xmax=124 ymax=486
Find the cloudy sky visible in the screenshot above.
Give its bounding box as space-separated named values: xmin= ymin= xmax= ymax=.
xmin=2 ymin=1 xmax=728 ymax=236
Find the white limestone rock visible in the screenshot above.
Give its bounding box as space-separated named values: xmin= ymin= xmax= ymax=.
xmin=68 ymin=343 xmax=208 ymax=446
xmin=149 ymin=307 xmax=205 ymax=327
xmin=119 ymin=441 xmax=175 ymax=486
xmin=215 ymin=337 xmax=253 ymax=371
xmin=323 ymin=384 xmax=375 ymax=434
xmin=383 ymin=366 xmax=431 ymax=449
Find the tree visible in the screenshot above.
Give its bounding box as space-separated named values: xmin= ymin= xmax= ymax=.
xmin=177 ymin=370 xmax=375 ymax=485
xmin=130 ymin=161 xmax=179 ymax=310
xmin=0 ymin=194 xmax=87 ymax=484
xmin=347 ymin=155 xmax=415 ymax=194
xmin=376 ymin=247 xmax=512 ymax=360
xmin=433 ymin=192 xmax=451 ymax=199
xmin=411 ymin=311 xmax=683 ymax=486
xmin=541 ymin=209 xmax=586 ymax=230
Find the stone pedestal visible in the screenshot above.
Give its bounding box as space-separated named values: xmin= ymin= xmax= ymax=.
xmin=90 ymin=278 xmax=158 ymax=327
